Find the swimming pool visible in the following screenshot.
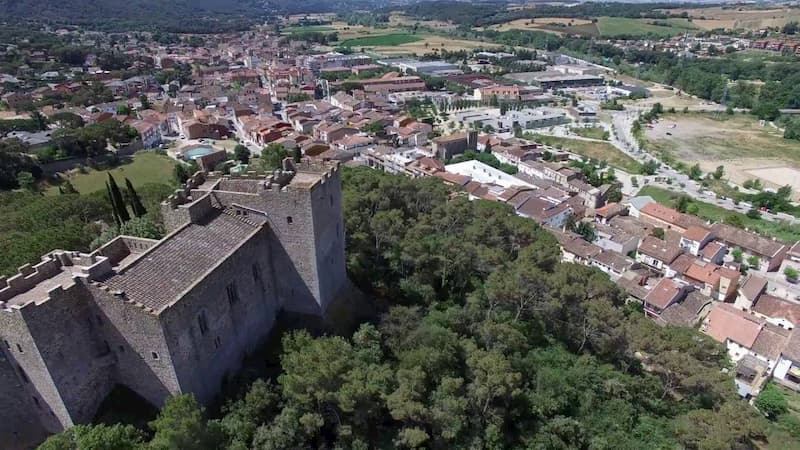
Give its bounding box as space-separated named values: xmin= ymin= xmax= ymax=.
xmin=181 ymin=145 xmax=217 ymax=159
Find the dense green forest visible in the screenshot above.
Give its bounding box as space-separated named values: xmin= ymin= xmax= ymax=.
xmin=37 ymin=168 xmax=770 ymax=450
xmin=0 ymin=182 xmax=172 ymax=276
xmin=0 ymin=0 xmax=264 ymax=32
xmin=393 ymin=1 xmax=690 ymax=28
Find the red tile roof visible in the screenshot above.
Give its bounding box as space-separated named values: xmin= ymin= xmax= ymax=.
xmin=705 ymin=303 xmax=762 ymax=348
xmin=644 ymin=278 xmax=683 ymax=309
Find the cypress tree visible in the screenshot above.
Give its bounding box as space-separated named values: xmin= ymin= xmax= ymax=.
xmin=125 ymin=178 xmax=147 ymax=218
xmin=106 ymin=181 xmax=122 ymax=228
xmin=108 ymin=174 xmax=130 ymax=223
xmin=293 ymin=147 xmax=302 ymax=163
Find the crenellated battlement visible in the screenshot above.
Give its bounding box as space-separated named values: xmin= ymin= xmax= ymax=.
xmin=0 ymin=251 xmax=112 ymax=309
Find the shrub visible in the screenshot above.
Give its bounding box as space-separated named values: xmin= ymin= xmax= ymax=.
xmin=755 ymin=384 xmax=788 ymax=419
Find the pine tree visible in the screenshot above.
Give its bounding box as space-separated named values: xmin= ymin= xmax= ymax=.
xmin=108 ymin=174 xmax=130 ymax=224
xmin=125 ymin=178 xmax=147 ymax=218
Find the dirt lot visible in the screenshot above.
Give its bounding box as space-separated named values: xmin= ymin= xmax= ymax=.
xmin=663 ymin=6 xmax=800 ymax=30
xmin=645 ymin=113 xmax=800 ymax=195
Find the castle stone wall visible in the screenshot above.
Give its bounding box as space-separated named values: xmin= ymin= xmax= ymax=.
xmin=161 ymin=226 xmax=280 ymax=404
xmin=20 ymin=282 xmax=116 ymax=425
xmin=90 ymin=285 xmax=181 ymax=409
xmin=310 ymin=167 xmax=348 ymax=312
xmin=0 ymin=305 xmax=70 ymax=434
xmin=0 ymin=354 xmax=49 ymax=450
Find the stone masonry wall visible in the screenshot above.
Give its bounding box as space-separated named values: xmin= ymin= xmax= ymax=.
xmin=0 ymin=304 xmax=73 ymax=434
xmin=20 ymin=282 xmax=117 ymax=425
xmin=160 ymin=226 xmax=281 ymax=404
xmin=89 ymin=285 xmax=182 ymax=409
xmin=310 ymin=167 xmax=348 ymax=312
xmin=0 ymin=353 xmax=48 ymax=450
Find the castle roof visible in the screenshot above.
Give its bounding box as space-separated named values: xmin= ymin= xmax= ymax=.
xmin=101 ymin=208 xmax=263 ymax=314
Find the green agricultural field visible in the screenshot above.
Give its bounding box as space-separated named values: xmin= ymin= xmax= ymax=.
xmin=637 ymin=185 xmax=800 ymax=242
xmin=283 ymin=25 xmax=335 ymax=33
xmin=339 ymin=33 xmax=423 ymax=47
xmin=529 ymin=134 xmax=641 ymax=173
xmin=597 ymin=17 xmax=696 ymax=37
xmin=47 ymin=152 xmax=176 ymax=195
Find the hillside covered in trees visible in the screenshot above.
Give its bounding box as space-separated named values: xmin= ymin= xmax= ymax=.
xmin=0 ymin=0 xmax=265 ymax=32
xmin=38 ymin=168 xmax=770 ymax=450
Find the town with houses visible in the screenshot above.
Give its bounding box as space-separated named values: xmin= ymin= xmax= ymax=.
xmin=4 ymin=6 xmax=800 ymax=448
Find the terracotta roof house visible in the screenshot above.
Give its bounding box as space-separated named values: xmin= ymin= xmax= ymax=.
xmin=590 ymin=250 xmax=638 ymax=279
xmin=639 ymin=202 xmax=704 ymax=232
xmin=658 ymin=290 xmax=713 ymax=327
xmin=710 ymin=223 xmax=788 ymax=271
xmin=643 ymin=278 xmax=689 ymax=318
xmin=681 ymin=260 xmax=740 ymax=301
xmin=703 ymin=303 xmax=763 ymax=351
xmin=679 ymin=226 xmax=714 ymax=256
xmin=773 ymin=330 xmax=800 ymax=392
xmin=554 ymin=231 xmax=602 ymax=265
xmin=737 ymin=275 xmax=768 ymax=309
xmin=636 ymin=236 xmax=682 ymax=275
xmin=753 ymin=294 xmax=800 ymax=329
xmin=516 ymin=196 xmax=572 ymax=228
xmin=700 ymin=241 xmax=726 ymax=264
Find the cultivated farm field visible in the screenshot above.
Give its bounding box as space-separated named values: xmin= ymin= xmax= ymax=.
xmin=596 ymin=17 xmax=697 ymax=37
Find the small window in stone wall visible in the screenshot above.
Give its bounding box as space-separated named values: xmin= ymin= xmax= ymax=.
xmin=151 ymin=352 xmax=159 ymax=360
xmin=17 ymin=365 xmax=29 ymax=383
xmin=214 ymin=336 xmax=221 ymax=349
xmin=287 ymin=216 xmax=293 ymax=224
xmin=198 ymin=311 xmax=209 ymax=335
xmin=16 ymin=343 xmax=23 ymax=353
xmin=227 ymin=283 xmax=240 ymax=305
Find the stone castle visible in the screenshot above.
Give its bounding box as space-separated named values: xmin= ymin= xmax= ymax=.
xmin=0 ymin=159 xmax=348 ymax=449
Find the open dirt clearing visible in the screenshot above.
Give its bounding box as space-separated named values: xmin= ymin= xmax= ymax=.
xmin=645 ymin=113 xmax=800 ymax=195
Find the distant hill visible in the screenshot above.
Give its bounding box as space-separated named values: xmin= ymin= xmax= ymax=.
xmin=0 ymin=0 xmax=267 ymax=32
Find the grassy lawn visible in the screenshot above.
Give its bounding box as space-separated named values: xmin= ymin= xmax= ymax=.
xmin=46 ymin=152 xmax=176 ymax=195
xmin=637 ymin=185 xmax=800 ymax=242
xmin=339 ymin=33 xmax=423 ymax=47
xmin=570 ymin=126 xmax=609 ymax=141
xmin=529 ymin=134 xmax=642 ymax=173
xmin=597 ymin=17 xmax=696 ymax=37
